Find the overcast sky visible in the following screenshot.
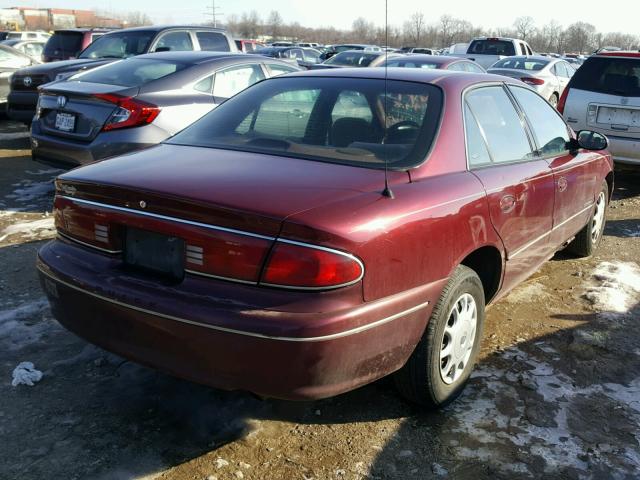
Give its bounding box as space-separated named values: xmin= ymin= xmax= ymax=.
xmin=10 ymin=0 xmax=638 ymax=33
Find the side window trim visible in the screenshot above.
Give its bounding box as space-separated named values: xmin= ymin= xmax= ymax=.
xmin=501 ymin=83 xmax=539 ymax=154
xmin=506 ymin=84 xmax=573 ymax=159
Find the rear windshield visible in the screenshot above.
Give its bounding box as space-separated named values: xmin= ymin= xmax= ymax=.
xmin=168 ymin=77 xmax=443 ymax=169
xmin=72 ymin=58 xmax=187 ymax=87
xmin=79 ymin=31 xmax=154 ymax=59
xmin=468 ymin=40 xmax=516 ymax=56
xmin=571 ymin=56 xmax=640 ymax=97
xmin=325 ymin=52 xmax=380 ymax=66
xmin=492 ymin=58 xmax=548 ymax=70
xmin=44 ymin=31 xmax=83 ymax=56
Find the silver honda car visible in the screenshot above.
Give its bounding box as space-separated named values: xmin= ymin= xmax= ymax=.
xmin=30 ymin=51 xmax=300 ymax=167
xmin=487 ymin=56 xmax=575 ymax=108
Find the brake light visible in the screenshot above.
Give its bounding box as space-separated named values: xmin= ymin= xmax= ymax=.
xmin=261 ymin=242 xmax=363 ymax=289
xmin=94 ymin=93 xmax=160 ymax=131
xmin=557 ymin=87 xmax=570 ymax=114
xmin=521 ymin=77 xmax=545 ymax=86
xmin=185 ymin=231 xmax=271 ymax=282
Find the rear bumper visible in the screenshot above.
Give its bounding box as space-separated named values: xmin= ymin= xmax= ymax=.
xmin=31 ymin=120 xmax=169 ymax=167
xmin=7 ymin=90 xmax=37 ymax=123
xmin=607 ymin=135 xmax=640 ymax=165
xmin=38 ymin=238 xmax=442 ymax=400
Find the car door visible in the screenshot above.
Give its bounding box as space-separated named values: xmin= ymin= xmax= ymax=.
xmin=508 ymin=85 xmax=598 ymax=247
xmin=464 ymin=84 xmax=556 ymax=291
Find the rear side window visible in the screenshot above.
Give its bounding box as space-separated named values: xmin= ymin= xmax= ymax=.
xmin=465 ymin=86 xmax=533 ymax=164
xmin=267 ymin=63 xmax=298 ymax=76
xmin=196 ymin=31 xmax=230 ymax=52
xmin=468 ymin=40 xmax=516 ymax=56
xmin=464 ymin=104 xmax=492 ymax=167
xmin=154 ymin=31 xmax=193 ymax=52
xmin=213 ymin=64 xmax=265 ymax=99
xmin=44 ymin=32 xmax=83 ymax=56
xmin=510 ymin=86 xmax=570 ymax=156
xmin=73 ymin=58 xmax=186 ymax=87
xmin=570 ymin=56 xmax=640 ymax=97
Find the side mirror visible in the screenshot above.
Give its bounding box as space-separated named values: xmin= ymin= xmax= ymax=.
xmin=576 ymin=130 xmax=608 ymax=151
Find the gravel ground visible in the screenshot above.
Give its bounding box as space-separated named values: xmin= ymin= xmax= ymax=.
xmin=1 ymin=120 xmax=639 ymax=480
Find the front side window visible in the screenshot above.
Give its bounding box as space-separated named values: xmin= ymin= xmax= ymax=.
xmin=154 ymin=31 xmax=193 ymax=52
xmin=509 ymin=86 xmax=570 ymax=157
xmin=213 ymin=64 xmax=265 ymax=99
xmin=465 ymin=86 xmax=533 ymax=164
xmin=169 ymin=77 xmax=443 ymax=169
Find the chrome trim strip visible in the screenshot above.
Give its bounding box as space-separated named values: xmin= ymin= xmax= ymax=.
xmin=37 ymin=266 xmax=429 ymax=342
xmin=58 ymin=232 xmax=122 ymax=254
xmin=185 ymin=269 xmax=257 ymax=285
xmin=59 ymin=196 xmax=277 ymax=241
xmin=509 ymin=203 xmax=594 ymax=259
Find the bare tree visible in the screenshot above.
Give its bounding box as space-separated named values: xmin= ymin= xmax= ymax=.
xmin=238 ymin=10 xmax=261 ymax=39
xmin=403 ymin=12 xmax=426 ymax=46
xmin=513 ymin=16 xmax=535 ymax=41
xmin=565 ymin=21 xmax=597 ymax=53
xmin=266 ymin=11 xmax=284 ymax=41
xmin=351 ymin=17 xmax=374 ymax=43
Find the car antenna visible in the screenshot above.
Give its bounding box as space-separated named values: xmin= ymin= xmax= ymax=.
xmin=382 ymin=0 xmax=394 ymax=199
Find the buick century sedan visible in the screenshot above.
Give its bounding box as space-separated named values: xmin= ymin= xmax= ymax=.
xmin=38 ymin=68 xmax=613 ymax=407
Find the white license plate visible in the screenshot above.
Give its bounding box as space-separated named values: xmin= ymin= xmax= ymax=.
xmin=55 ymin=112 xmax=76 ymax=132
xmin=597 ymin=107 xmax=640 ymax=127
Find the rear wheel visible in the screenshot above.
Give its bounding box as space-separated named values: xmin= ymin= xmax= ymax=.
xmin=394 ymin=265 xmax=485 ymax=408
xmin=566 ymin=180 xmax=608 ymax=257
xmin=548 ymin=93 xmax=559 ymax=108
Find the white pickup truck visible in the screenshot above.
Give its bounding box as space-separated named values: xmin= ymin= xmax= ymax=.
xmin=451 ymin=37 xmax=535 ymax=70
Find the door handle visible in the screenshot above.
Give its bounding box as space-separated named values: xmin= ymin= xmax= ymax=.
xmin=500 ymin=195 xmax=516 ymax=213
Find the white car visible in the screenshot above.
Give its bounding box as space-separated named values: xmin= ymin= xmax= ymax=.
xmin=488 ymin=56 xmax=575 ymax=108
xmin=560 ymin=51 xmax=640 ymax=166
xmin=5 ymin=31 xmax=50 ymax=41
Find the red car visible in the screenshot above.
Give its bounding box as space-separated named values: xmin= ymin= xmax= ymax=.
xmin=38 ymin=69 xmax=613 ymax=407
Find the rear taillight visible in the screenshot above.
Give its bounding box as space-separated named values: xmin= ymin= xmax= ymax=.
xmin=94 ymin=93 xmax=160 ymax=131
xmin=557 ymin=87 xmax=570 ymax=114
xmin=261 ymin=241 xmax=363 ymax=289
xmin=185 ymin=232 xmax=271 ymax=283
xmin=521 ymin=77 xmax=545 ymax=86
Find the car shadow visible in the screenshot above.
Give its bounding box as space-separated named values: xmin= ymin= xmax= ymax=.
xmin=612 ymin=167 xmax=640 ymax=201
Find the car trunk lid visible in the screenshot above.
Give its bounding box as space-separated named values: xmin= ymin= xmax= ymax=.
xmin=56 ymin=143 xmax=409 ymax=238
xmin=38 ymin=81 xmax=139 ymax=142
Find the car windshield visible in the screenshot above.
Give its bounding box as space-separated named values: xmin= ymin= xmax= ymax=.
xmin=79 ymin=31 xmax=154 ymax=59
xmin=492 ymin=58 xmax=549 ymax=70
xmin=325 ymin=52 xmax=380 ymax=66
xmin=70 ymin=58 xmax=187 ymax=87
xmin=44 ymin=31 xmax=83 ymax=56
xmin=571 ymin=56 xmax=640 ymax=97
xmin=168 ymin=76 xmax=442 ymax=169
xmin=468 ymin=40 xmax=516 ymax=56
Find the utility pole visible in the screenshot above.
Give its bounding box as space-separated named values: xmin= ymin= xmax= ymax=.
xmin=204 ymin=0 xmax=223 ymax=28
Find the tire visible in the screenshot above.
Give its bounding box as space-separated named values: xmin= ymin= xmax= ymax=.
xmin=566 ymin=180 xmax=608 ymax=257
xmin=394 ymin=265 xmax=485 ymax=408
xmin=549 ymin=93 xmax=559 ymax=109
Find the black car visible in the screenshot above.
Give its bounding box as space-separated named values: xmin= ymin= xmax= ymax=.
xmin=254 ymin=46 xmax=322 ymax=69
xmin=7 ymin=25 xmax=237 ymax=124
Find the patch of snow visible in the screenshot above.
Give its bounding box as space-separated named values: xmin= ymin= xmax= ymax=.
xmin=215 ymin=458 xmax=229 ymax=469
xmin=0 ymin=217 xmax=54 ymax=242
xmin=431 ymin=463 xmax=448 ymax=476
xmin=11 ymin=361 xmax=43 ymax=386
xmin=6 ymin=179 xmax=54 ymax=203
xmin=584 ymin=261 xmax=640 ymax=313
xmin=0 ymin=298 xmax=54 ymax=350
xmin=0 ymin=132 xmax=30 ymax=140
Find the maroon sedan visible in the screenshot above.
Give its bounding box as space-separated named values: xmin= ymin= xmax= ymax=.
xmin=38 ymin=68 xmax=613 ymax=407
